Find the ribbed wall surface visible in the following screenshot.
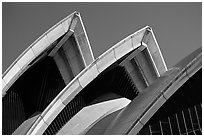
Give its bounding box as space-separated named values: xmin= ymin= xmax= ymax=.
xmin=112 ymin=66 xmax=139 ymax=100
xmin=43 ymin=95 xmax=86 ymax=135
xmin=2 ymin=91 xmax=26 ymax=135
xmin=138 ymin=69 xmax=202 ymax=135
xmin=138 ymin=104 xmax=202 ymax=135
xmin=42 ymin=64 xmax=140 ymax=135
xmin=40 ymin=79 xmax=65 ymax=111
xmin=2 ymin=57 xmax=66 ymax=135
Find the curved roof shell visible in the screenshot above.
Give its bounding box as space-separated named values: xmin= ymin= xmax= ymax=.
xmin=25 ymin=26 xmax=168 ymax=134
xmin=103 ymin=47 xmax=202 ymax=134
xmin=2 ymin=11 xmax=94 ymax=96
xmin=4 ymin=11 xmax=196 ymax=135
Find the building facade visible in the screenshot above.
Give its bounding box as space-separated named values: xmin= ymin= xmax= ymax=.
xmin=2 ymin=12 xmax=202 ymax=135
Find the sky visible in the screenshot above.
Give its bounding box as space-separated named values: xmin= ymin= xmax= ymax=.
xmin=2 ymin=2 xmax=202 ymax=73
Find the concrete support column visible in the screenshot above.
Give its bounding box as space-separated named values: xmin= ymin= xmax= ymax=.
xmin=53 ymin=51 xmax=74 ymax=85
xmin=135 ymin=48 xmax=158 ymax=86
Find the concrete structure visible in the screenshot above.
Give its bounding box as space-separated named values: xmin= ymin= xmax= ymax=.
xmin=2 ymin=11 xmax=202 ymax=135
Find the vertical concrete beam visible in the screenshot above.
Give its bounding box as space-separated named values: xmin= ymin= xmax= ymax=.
xmin=132 ymin=57 xmax=150 ymax=87
xmin=151 ymin=50 xmax=167 ymax=76
xmin=62 ymin=37 xmax=85 ymax=76
xmin=73 ymin=16 xmax=83 ymax=36
xmin=135 ymin=48 xmax=158 ymax=85
xmin=74 ymin=14 xmax=94 ymax=66
xmin=75 ymin=32 xmax=93 ymax=66
xmin=53 ymin=51 xmax=73 ymax=85
xmin=142 ymin=28 xmax=168 ymax=75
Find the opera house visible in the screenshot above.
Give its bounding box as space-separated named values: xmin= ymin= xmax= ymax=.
xmin=2 ymin=11 xmax=202 ymax=135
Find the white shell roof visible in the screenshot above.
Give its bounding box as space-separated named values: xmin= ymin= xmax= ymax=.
xmin=2 ymin=11 xmax=94 ymax=95
xmin=103 ymin=47 xmax=202 ymax=134
xmin=2 ymin=11 xmax=169 ymax=135
xmin=26 ymin=25 xmax=169 ymax=134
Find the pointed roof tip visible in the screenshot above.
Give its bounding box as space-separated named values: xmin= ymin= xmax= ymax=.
xmin=73 ymin=10 xmax=78 ymax=13
xmin=145 ymin=25 xmax=151 ymax=28
xmin=137 ymin=25 xmax=152 ymax=32
xmin=145 ymin=25 xmax=152 ymax=31
xmin=73 ymin=11 xmax=80 ymax=16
